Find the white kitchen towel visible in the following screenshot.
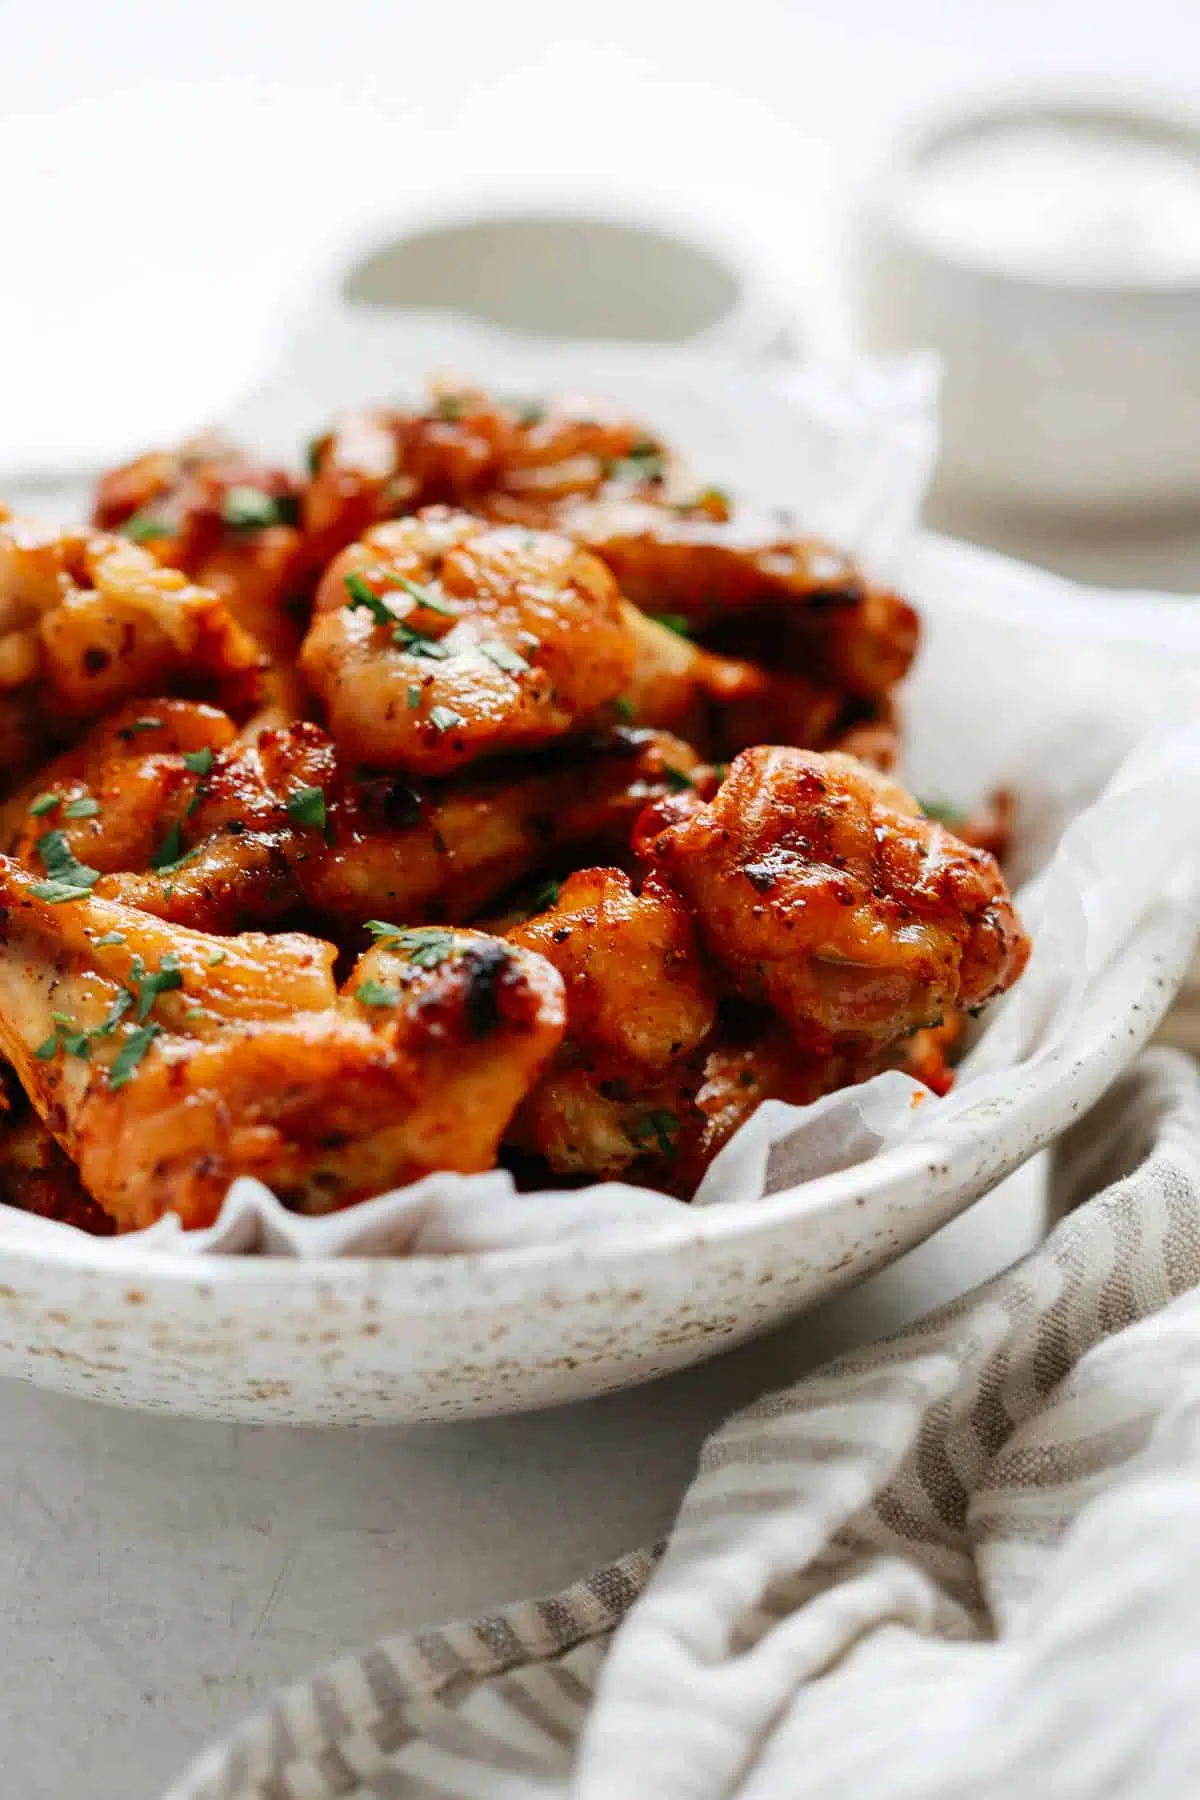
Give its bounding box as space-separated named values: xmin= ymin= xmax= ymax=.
xmin=167 ymin=1047 xmax=1200 ymax=1800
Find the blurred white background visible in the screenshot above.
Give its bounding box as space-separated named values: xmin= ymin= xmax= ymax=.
xmin=4 ymin=0 xmax=1200 ymax=474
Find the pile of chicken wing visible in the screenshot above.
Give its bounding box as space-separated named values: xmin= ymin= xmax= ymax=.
xmin=0 ymin=384 xmax=1029 ymax=1234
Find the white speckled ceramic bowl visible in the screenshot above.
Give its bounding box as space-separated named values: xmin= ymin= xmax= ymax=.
xmin=1 ymin=524 xmax=1198 ymax=1424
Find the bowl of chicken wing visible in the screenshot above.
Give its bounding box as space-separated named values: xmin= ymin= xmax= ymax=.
xmin=0 ymin=374 xmax=1194 ymax=1423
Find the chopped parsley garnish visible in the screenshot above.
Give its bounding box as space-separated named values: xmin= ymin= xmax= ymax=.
xmin=612 ymin=696 xmax=636 ymax=722
xmin=632 ymin=1110 xmax=679 ymax=1159
xmin=664 ymin=766 xmax=696 ymax=791
xmin=131 ymin=952 xmax=183 ymax=1022
xmin=406 ymin=684 xmax=422 ymax=709
xmin=512 ymin=399 xmax=545 ymax=427
xmin=650 ymin=613 xmax=690 ymax=638
xmin=380 ymin=571 xmax=456 ymax=617
xmin=123 ymin=510 xmax=174 ymax=543
xmin=356 ymin=980 xmax=400 ymax=1008
xmin=150 ymin=822 xmax=186 ymax=871
xmin=221 ymin=487 xmax=294 ymax=532
xmin=392 ymin=621 xmax=450 ymax=660
xmin=428 ymin=705 xmax=463 ymax=734
xmin=364 ymin=923 xmax=459 ymax=969
xmin=63 ymin=796 xmax=100 ymax=819
xmin=29 ymin=793 xmax=59 ymax=816
xmin=607 ymin=440 xmax=665 ymax=483
xmin=305 ymin=434 xmax=325 ymax=477
xmin=207 ymin=950 xmax=227 ymax=967
xmin=107 ymin=1024 xmax=161 ymax=1091
xmin=94 ymin=932 xmax=125 ymax=947
xmin=344 ymin=570 xmax=396 ymax=626
xmin=183 ymin=746 xmax=214 ymax=776
xmin=286 ymin=786 xmax=327 ymax=830
xmin=345 ymin=572 xmax=452 ymax=656
xmin=118 ymin=716 xmax=163 ymax=740
xmin=185 ymin=1007 xmax=205 ymax=1022
xmin=40 ymin=1013 xmax=91 ymax=1060
xmin=29 ymin=830 xmax=101 ymax=902
xmin=530 ymin=878 xmax=561 ymax=912
xmin=920 ymin=799 xmax=967 ymax=825
xmin=95 ymin=988 xmax=134 ymax=1036
xmin=432 ymin=392 xmax=466 ymax=422
xmin=712 ymin=762 xmax=730 ymax=784
xmin=480 ymin=639 xmax=529 ymax=676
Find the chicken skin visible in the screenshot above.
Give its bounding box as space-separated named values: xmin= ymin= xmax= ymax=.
xmin=300 ymin=384 xmax=681 ymax=562
xmin=0 ymin=510 xmax=263 ymax=794
xmin=0 ymin=859 xmax=565 ymax=1229
xmin=302 ymin=510 xmax=637 ymax=772
xmin=92 ymin=438 xmax=310 ymax=727
xmin=506 ymin=868 xmax=716 ymax=1181
xmin=637 ymin=747 xmax=1029 ymax=1043
xmin=5 ymin=700 xmax=704 ymax=935
xmin=561 ymin=496 xmax=919 ymax=701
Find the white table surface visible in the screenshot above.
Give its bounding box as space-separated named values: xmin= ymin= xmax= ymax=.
xmin=2 ymin=3 xmax=1199 ymax=1795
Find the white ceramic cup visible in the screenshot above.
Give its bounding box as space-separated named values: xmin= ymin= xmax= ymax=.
xmin=335 ymin=207 xmax=791 ymax=355
xmin=854 ymin=96 xmax=1200 ymax=518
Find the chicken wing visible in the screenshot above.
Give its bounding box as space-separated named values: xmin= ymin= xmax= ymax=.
xmin=92 ymin=439 xmax=311 ymax=726
xmin=505 ymin=867 xmax=716 ymax=1181
xmin=6 ymin=695 xmax=705 ymax=935
xmin=0 ymin=510 xmax=264 ymax=793
xmin=301 ymin=384 xmax=680 ymax=561
xmin=561 ymin=496 xmax=919 ymax=701
xmin=0 ymin=1068 xmax=112 ymax=1233
xmin=301 ymin=510 xmax=637 ymax=772
xmin=0 ymin=859 xmax=565 ymax=1229
xmin=637 ymin=747 xmax=1029 ymax=1043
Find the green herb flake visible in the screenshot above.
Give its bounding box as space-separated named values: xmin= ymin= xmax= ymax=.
xmin=665 ymin=766 xmax=696 ymax=791
xmin=150 ymin=822 xmax=186 ymax=871
xmin=406 ymin=684 xmax=422 ymax=710
xmin=344 ymin=570 xmax=396 ymax=626
xmin=29 ymin=793 xmax=59 ymax=816
xmin=33 ymin=1032 xmax=61 ymax=1061
xmin=123 ymin=510 xmax=174 ymax=543
xmin=379 ymin=570 xmax=457 ymax=618
xmin=364 ymin=923 xmax=460 ymax=970
xmin=612 ymin=696 xmax=636 ymax=723
xmin=185 ymin=1008 xmax=205 ymax=1022
xmin=530 ymin=878 xmax=560 ymax=913
xmin=304 ymin=434 xmax=325 ymax=477
xmin=30 ymin=829 xmax=101 ymax=902
xmin=920 ymin=798 xmax=967 ymax=825
xmin=432 ymin=392 xmax=466 ymax=422
xmin=118 ymin=716 xmax=164 ymax=741
xmin=392 ymin=621 xmax=451 ymax=660
xmin=356 ymin=980 xmax=400 ymax=1008
xmin=63 ymin=796 xmax=101 ymax=819
xmin=96 ymin=988 xmax=134 ymax=1037
xmin=650 ymin=613 xmax=691 ymax=638
xmin=286 ymin=786 xmax=327 ymax=830
xmin=107 ymin=1024 xmax=161 ymax=1091
xmin=183 ymin=746 xmax=214 ymax=776
xmin=510 ymin=398 xmax=545 ymax=427
xmin=207 ymin=950 xmax=227 ymax=967
xmin=94 ymin=932 xmax=126 ymax=947
xmin=132 ymin=951 xmax=183 ymax=1022
xmin=221 ymin=486 xmax=289 ymax=532
xmin=428 ymin=705 xmax=464 ymax=734
xmin=480 ymin=638 xmax=530 ymax=676
xmin=633 ymin=1109 xmax=679 ymax=1159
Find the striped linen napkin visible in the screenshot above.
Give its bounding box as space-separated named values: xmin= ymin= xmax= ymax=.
xmin=167 ymin=1048 xmax=1200 ymax=1800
